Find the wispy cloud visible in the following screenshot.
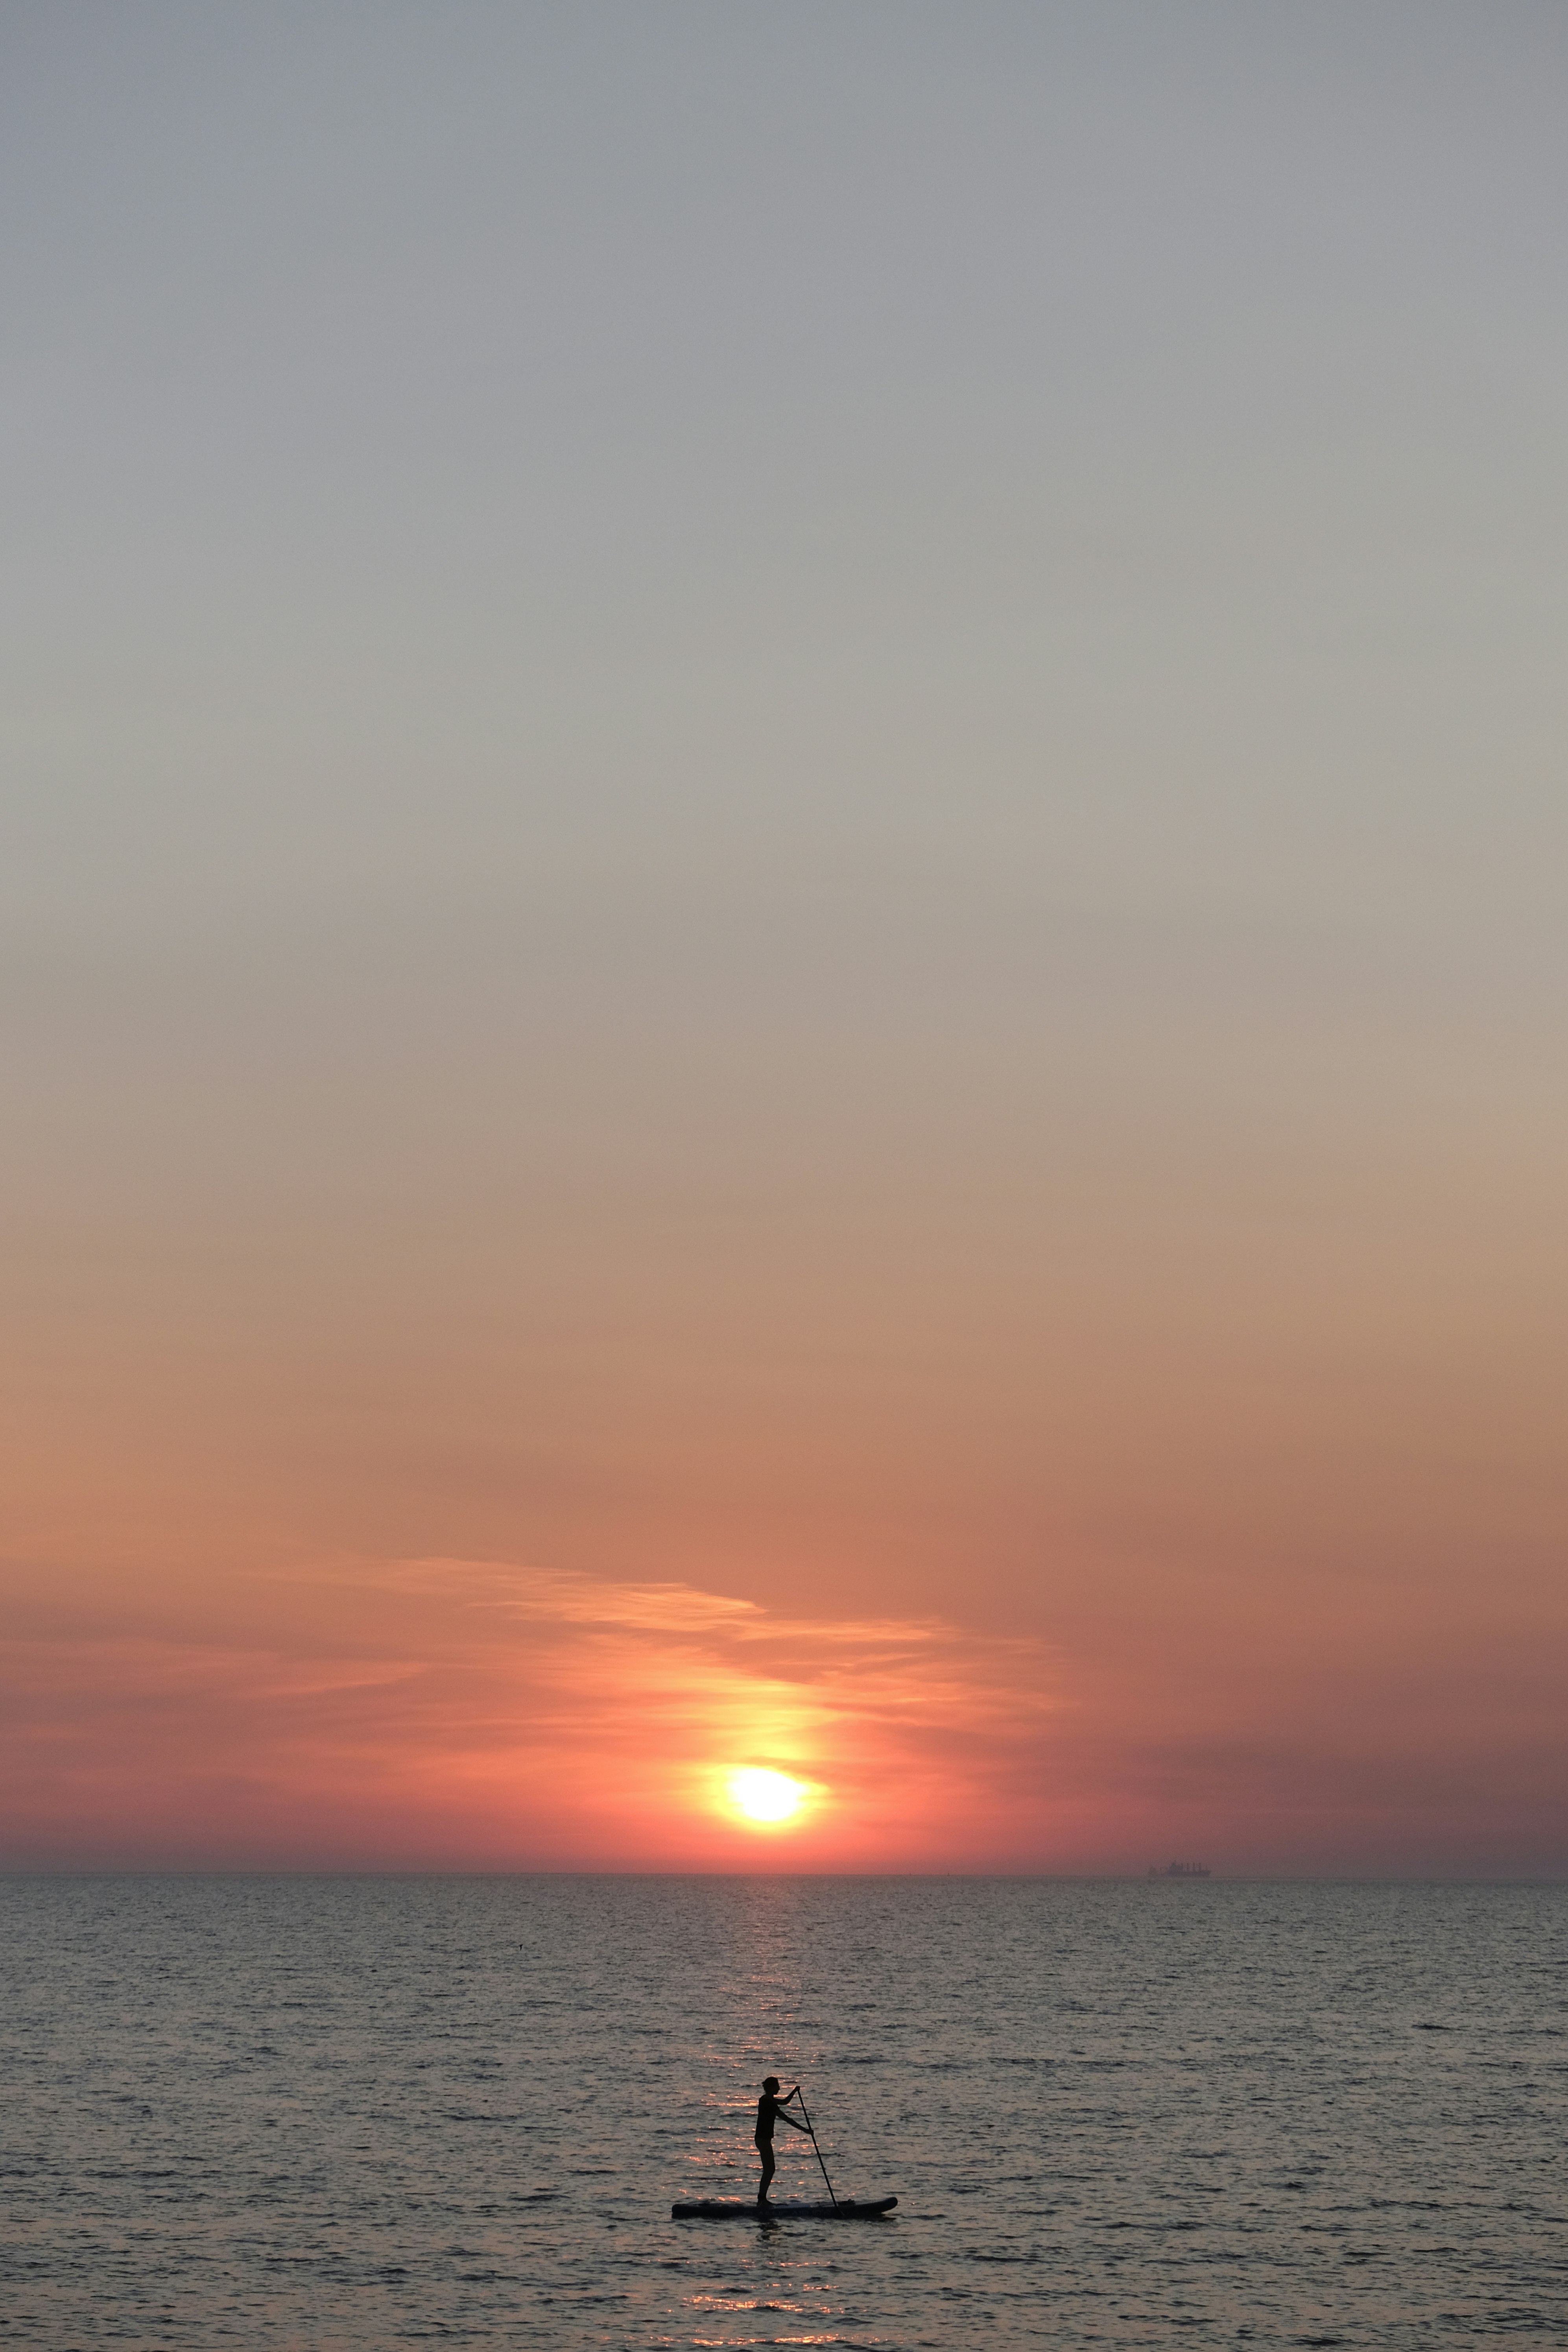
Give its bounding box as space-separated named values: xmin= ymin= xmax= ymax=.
xmin=11 ymin=1553 xmax=1561 ymax=1872
xmin=0 ymin=1557 xmax=1060 ymax=1868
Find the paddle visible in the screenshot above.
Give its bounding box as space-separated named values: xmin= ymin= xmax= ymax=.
xmin=790 ymin=2085 xmax=839 ymax=2209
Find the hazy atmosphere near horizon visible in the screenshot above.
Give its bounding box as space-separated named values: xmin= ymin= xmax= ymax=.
xmin=5 ymin=0 xmax=1567 ymax=1877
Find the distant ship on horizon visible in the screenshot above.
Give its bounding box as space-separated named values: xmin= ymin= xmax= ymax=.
xmin=1149 ymin=1861 xmax=1212 ymax=1878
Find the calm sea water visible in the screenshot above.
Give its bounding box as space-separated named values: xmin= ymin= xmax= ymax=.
xmin=3 ymin=1876 xmax=1566 ymax=2348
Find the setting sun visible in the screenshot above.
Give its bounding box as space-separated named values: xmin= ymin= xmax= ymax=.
xmin=727 ymin=1768 xmax=807 ymax=1826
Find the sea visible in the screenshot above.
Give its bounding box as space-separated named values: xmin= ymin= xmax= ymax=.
xmin=3 ymin=1876 xmax=1566 ymax=2348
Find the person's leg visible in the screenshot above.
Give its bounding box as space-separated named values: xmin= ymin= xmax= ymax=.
xmin=756 ymin=2144 xmax=775 ymax=2204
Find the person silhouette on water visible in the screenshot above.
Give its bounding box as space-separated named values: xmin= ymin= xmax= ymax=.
xmin=754 ymin=2075 xmax=808 ymax=2205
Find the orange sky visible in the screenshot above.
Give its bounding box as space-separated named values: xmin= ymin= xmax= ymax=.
xmin=5 ymin=1478 xmax=1565 ymax=1874
xmin=6 ymin=933 xmax=1565 ymax=1874
xmin=5 ymin=7 xmax=1568 ymax=1875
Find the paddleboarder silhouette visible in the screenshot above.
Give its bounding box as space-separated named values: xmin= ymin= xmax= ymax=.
xmin=754 ymin=2075 xmax=808 ymax=2205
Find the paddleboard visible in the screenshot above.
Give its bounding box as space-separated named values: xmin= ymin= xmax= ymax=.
xmin=671 ymin=2194 xmax=897 ymax=2219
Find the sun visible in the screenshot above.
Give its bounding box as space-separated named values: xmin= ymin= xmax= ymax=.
xmin=728 ymin=1768 xmax=808 ymax=1826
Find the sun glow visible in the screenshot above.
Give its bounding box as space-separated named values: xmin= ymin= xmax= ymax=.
xmin=727 ymin=1767 xmax=808 ymax=1825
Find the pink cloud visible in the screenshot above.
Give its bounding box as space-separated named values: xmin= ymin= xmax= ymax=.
xmin=0 ymin=1556 xmax=1061 ymax=1868
xmin=6 ymin=1553 xmax=1566 ymax=1873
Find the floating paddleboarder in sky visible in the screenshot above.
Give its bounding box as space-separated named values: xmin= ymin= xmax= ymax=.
xmin=754 ymin=2075 xmax=808 ymax=2204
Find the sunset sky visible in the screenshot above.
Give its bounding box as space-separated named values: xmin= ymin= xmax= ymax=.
xmin=5 ymin=2 xmax=1567 ymax=1874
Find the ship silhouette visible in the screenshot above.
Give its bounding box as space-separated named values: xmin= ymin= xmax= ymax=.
xmin=1149 ymin=1861 xmax=1211 ymax=1878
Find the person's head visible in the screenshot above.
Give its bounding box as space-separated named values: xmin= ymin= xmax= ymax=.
xmin=762 ymin=2076 xmax=780 ymax=2094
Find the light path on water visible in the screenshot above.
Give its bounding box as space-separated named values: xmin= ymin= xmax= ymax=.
xmin=4 ymin=1876 xmax=1567 ymax=2348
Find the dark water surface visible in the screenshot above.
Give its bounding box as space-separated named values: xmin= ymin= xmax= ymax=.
xmin=3 ymin=1876 xmax=1566 ymax=2347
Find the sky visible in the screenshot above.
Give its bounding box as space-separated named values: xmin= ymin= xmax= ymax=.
xmin=4 ymin=1 xmax=1567 ymax=1874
